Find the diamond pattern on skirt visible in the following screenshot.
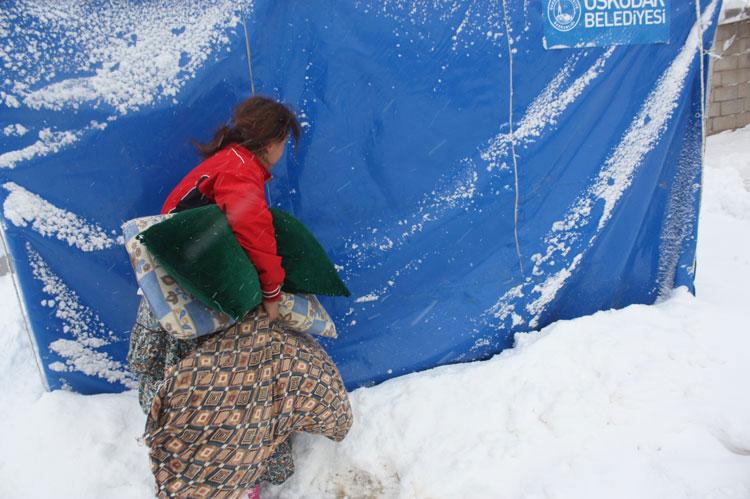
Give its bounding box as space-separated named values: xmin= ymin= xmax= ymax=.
xmin=144 ymin=312 xmax=353 ymax=498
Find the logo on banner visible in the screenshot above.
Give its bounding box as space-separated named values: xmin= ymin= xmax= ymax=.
xmin=543 ymin=0 xmax=670 ymax=48
xmin=548 ymin=0 xmax=582 ymax=32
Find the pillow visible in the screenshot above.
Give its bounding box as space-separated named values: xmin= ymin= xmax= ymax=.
xmin=136 ymin=205 xmax=262 ymax=320
xmin=270 ymin=208 xmax=351 ymax=297
xmin=139 ymin=205 xmax=349 ymax=322
xmin=277 ymin=292 xmax=337 ymax=338
xmin=122 ymin=215 xmax=235 ymax=340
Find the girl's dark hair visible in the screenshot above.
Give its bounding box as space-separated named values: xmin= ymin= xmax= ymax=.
xmin=193 ymin=96 xmax=301 ymax=159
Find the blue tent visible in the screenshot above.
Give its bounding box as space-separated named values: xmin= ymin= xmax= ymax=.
xmin=0 ymin=0 xmax=720 ymax=394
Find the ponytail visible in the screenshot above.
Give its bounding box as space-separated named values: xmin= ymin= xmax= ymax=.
xmin=192 ymin=96 xmax=301 ymax=159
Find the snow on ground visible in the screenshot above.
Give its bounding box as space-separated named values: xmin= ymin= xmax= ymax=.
xmin=1 ymin=126 xmax=749 ymax=498
xmin=0 ymin=279 xmax=153 ymax=496
xmin=269 ymin=128 xmax=750 ymax=499
xmin=720 ymin=0 xmax=750 ymax=24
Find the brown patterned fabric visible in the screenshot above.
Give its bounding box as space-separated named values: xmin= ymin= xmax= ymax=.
xmin=128 ymin=298 xmax=199 ymax=412
xmin=128 ymin=298 xmax=297 ymax=486
xmin=144 ymin=311 xmax=353 ymax=498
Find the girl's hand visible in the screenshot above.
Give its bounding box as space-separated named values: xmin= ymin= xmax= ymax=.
xmin=263 ymin=299 xmax=280 ymax=322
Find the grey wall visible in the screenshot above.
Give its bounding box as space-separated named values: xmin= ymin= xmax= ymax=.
xmin=708 ymin=13 xmax=750 ymax=135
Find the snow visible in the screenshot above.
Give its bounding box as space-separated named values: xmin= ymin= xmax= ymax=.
xmin=0 ymin=126 xmax=85 ymax=169
xmin=3 ymin=182 xmax=118 ymax=251
xmin=720 ymin=0 xmax=750 ymax=23
xmin=354 ymin=0 xmax=506 ymax=52
xmin=277 ymin=290 xmax=750 ymax=498
xmin=723 ymin=0 xmax=750 ymax=9
xmin=591 ymin=1 xmax=716 ymax=232
xmin=26 ymin=244 xmax=136 ymax=388
xmin=2 ymin=124 xmax=28 ymax=137
xmin=269 ymin=126 xmax=750 ymax=497
xmin=0 ymin=257 xmax=151 ymax=497
xmin=0 ymin=1 xmax=249 ymax=170
xmin=481 ymin=48 xmax=614 ymax=172
xmin=354 ymin=293 xmax=380 ymax=303
xmin=1 ymin=1 xmax=248 ymax=115
xmin=0 ymin=0 xmax=743 ymax=494
xmin=1 ymin=122 xmax=749 ymax=497
xmin=486 ymin=1 xmax=719 ymax=329
xmin=341 ymin=165 xmax=478 ymax=309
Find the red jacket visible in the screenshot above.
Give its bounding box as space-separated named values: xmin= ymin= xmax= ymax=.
xmin=161 ymin=143 xmax=284 ymax=301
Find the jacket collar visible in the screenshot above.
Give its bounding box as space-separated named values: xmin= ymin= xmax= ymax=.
xmin=228 ymin=143 xmax=272 ymax=182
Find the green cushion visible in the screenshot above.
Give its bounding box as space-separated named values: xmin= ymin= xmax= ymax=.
xmin=271 ymin=208 xmax=350 ymax=297
xmin=138 ymin=205 xmax=262 ymax=320
xmin=138 ymin=205 xmax=349 ymax=320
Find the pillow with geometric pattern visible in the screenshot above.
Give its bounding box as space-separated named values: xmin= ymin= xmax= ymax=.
xmin=122 ymin=214 xmax=235 ymax=339
xmin=277 ymin=292 xmax=337 ymax=338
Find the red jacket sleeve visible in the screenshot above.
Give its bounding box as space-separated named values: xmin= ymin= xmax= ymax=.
xmin=207 ymin=170 xmax=285 ymax=301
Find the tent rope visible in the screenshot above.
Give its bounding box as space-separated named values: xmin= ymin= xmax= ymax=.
xmin=695 ymin=0 xmax=706 ymax=159
xmin=241 ymin=3 xmax=256 ymax=96
xmin=240 ymin=4 xmax=274 ymax=206
xmin=501 ymin=0 xmax=524 ymax=276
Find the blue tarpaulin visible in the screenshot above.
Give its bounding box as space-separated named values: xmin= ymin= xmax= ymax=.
xmin=0 ymin=0 xmax=720 ymax=394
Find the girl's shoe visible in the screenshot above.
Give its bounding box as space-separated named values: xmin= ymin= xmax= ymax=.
xmin=246 ymin=485 xmax=261 ymax=499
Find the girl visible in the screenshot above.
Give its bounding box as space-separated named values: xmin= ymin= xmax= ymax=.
xmin=161 ymin=96 xmax=301 ymax=320
xmin=129 ymin=96 xmax=352 ymax=499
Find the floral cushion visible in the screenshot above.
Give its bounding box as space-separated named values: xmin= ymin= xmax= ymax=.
xmin=136 ymin=205 xmax=263 ymax=320
xmin=277 ymin=292 xmax=337 ymax=338
xmin=122 ymin=214 xmax=234 ymax=340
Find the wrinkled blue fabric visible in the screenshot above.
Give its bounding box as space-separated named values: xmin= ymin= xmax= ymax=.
xmin=0 ymin=0 xmax=720 ymax=393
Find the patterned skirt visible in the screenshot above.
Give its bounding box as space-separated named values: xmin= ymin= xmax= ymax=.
xmin=139 ymin=309 xmax=353 ymax=498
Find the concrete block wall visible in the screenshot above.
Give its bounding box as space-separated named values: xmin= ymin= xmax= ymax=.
xmin=708 ymin=13 xmax=750 ymax=135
